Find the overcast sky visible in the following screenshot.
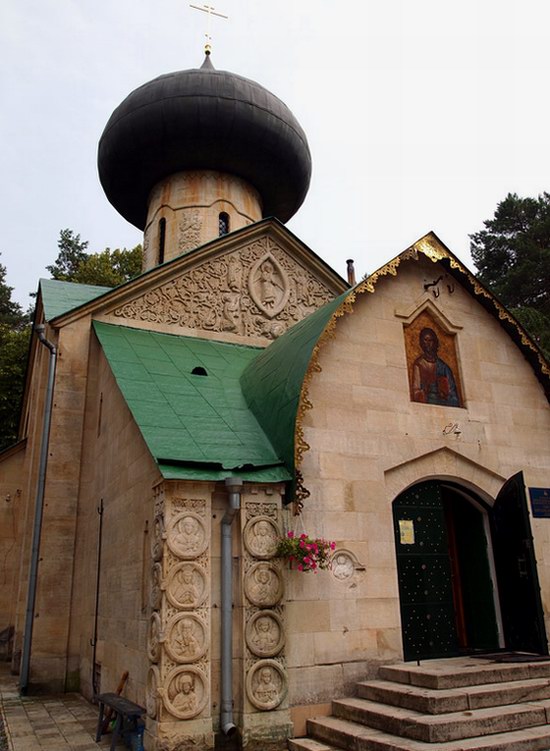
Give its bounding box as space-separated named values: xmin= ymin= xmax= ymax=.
xmin=2 ymin=1 xmax=549 ymax=306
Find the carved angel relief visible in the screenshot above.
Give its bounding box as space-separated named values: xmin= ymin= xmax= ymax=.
xmin=111 ymin=236 xmax=334 ymax=340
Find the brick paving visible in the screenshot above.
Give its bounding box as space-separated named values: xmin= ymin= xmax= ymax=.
xmin=0 ymin=664 xmax=125 ymax=750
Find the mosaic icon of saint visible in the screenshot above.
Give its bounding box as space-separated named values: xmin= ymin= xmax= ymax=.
xmin=412 ymin=327 xmax=460 ymax=407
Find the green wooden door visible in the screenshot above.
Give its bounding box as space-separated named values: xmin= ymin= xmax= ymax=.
xmin=393 ymin=482 xmax=458 ymax=660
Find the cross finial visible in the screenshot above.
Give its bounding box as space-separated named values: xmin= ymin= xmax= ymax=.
xmin=189 ymin=4 xmax=229 ymax=56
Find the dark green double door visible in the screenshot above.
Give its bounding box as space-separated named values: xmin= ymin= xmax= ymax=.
xmin=393 ymin=475 xmax=548 ymax=661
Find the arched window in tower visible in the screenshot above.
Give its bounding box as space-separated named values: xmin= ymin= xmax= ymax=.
xmin=219 ymin=212 xmax=230 ymax=237
xmin=158 ymin=218 xmax=166 ymax=264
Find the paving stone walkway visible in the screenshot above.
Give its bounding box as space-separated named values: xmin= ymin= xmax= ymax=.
xmin=0 ymin=664 xmax=122 ymax=750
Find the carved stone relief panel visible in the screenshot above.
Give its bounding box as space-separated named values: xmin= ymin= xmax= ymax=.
xmin=148 ymin=612 xmax=163 ymax=663
xmin=243 ymin=516 xmax=279 ymax=559
xmin=150 ymin=562 xmax=163 ymax=610
xmin=111 ymin=235 xmax=334 ymax=340
xmin=178 ymin=210 xmax=202 ymax=253
xmin=166 ymin=511 xmax=209 ymax=559
xmin=245 ymin=562 xmax=284 ymax=608
xmin=166 ymin=562 xmax=207 ymax=610
xmin=162 ymin=666 xmax=208 ymax=720
xmin=147 ymin=665 xmax=160 ymax=719
xmin=245 ymin=610 xmax=284 ymax=658
xmin=164 ymin=613 xmax=208 ymax=663
xmin=246 ymin=660 xmax=287 ymax=711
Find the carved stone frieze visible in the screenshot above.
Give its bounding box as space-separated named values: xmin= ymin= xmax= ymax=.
xmin=178 ymin=210 xmax=202 ymax=253
xmin=152 ymin=516 xmax=165 ymax=562
xmin=243 ymin=516 xmax=280 ymax=559
xmin=245 ymin=502 xmax=278 ymax=520
xmin=150 ymin=562 xmax=163 ymax=610
xmin=162 ymin=667 xmax=208 ymax=719
xmin=246 ymin=659 xmax=287 ymax=711
xmin=166 ymin=562 xmax=207 ymax=610
xmin=164 ymin=613 xmax=208 ymax=663
xmin=147 ymin=612 xmax=163 ymax=663
xmin=111 ymin=236 xmax=334 ymax=339
xmin=245 ymin=562 xmax=284 ymax=608
xmin=245 ymin=610 xmax=284 ymax=657
xmin=166 ymin=512 xmax=209 ymax=559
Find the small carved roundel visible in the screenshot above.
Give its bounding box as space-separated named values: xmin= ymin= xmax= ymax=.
xmin=146 ymin=665 xmax=160 ymax=719
xmin=166 ymin=511 xmax=208 ymax=559
xmin=164 ymin=613 xmax=208 ymax=664
xmin=150 ymin=562 xmax=163 ymax=610
xmin=244 ymin=562 xmax=284 ymax=607
xmin=162 ymin=666 xmax=208 ymax=720
xmin=166 ymin=562 xmax=207 ymax=610
xmin=245 ymin=610 xmax=285 ymax=657
xmin=246 ymin=659 xmax=287 ymax=711
xmin=147 ymin=612 xmax=162 ymax=663
xmin=243 ymin=516 xmax=279 ymax=559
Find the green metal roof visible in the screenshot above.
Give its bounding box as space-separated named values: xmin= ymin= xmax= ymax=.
xmin=240 ymin=291 xmax=349 ymax=473
xmin=93 ymin=322 xmax=289 ymax=480
xmin=40 ymin=279 xmax=111 ymax=321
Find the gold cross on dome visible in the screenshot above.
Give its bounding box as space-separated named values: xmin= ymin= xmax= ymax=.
xmin=189 ymin=4 xmax=229 ymax=55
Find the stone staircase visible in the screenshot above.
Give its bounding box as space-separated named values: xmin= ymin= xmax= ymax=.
xmin=289 ymin=657 xmax=550 ymax=751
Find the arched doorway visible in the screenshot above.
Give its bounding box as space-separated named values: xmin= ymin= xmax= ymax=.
xmin=393 ymin=475 xmax=548 ymax=661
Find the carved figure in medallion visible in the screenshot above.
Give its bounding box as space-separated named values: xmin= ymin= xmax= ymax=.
xmin=165 ymin=614 xmax=207 ymax=663
xmin=246 ymin=611 xmax=284 ymax=657
xmin=164 ymin=667 xmax=208 ymax=719
xmin=146 ymin=666 xmax=160 ymax=719
xmin=167 ymin=562 xmax=206 ymax=609
xmin=167 ymin=512 xmax=208 ymax=559
xmin=244 ymin=517 xmax=279 ymax=559
xmin=151 ymin=516 xmax=165 ymax=562
xmin=246 ymin=660 xmax=286 ymax=711
xmin=245 ymin=563 xmax=283 ymax=607
xmin=248 ymin=254 xmax=289 ymax=318
xmin=150 ymin=562 xmax=163 ymax=610
xmin=333 ymin=553 xmax=355 ymax=581
xmin=147 ymin=613 xmax=162 ymax=663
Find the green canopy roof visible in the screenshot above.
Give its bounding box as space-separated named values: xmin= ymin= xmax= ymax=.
xmin=40 ymin=279 xmax=111 ymax=321
xmin=93 ymin=322 xmax=290 ymax=481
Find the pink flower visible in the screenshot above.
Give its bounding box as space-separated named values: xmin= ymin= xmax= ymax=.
xmin=299 ymin=540 xmax=305 ymax=549
xmin=287 ymin=531 xmax=294 ymax=539
xmin=300 ymin=533 xmax=307 ymax=540
xmin=330 ymin=542 xmax=336 ymax=550
xmin=297 ymin=563 xmax=304 ymax=571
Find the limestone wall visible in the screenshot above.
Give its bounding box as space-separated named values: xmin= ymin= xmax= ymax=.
xmin=288 ymin=255 xmax=550 ymax=711
xmin=67 ymin=333 xmax=161 ymax=703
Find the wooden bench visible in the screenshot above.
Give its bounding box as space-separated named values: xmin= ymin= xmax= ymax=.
xmin=95 ymin=692 xmax=145 ymax=750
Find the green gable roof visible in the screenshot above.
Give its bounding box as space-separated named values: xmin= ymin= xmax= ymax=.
xmin=40 ymin=279 xmax=111 ymax=321
xmin=93 ymin=322 xmax=290 ymax=481
xmin=240 ymin=291 xmax=349 ymax=473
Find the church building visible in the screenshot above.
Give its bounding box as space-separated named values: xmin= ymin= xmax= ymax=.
xmin=1 ymin=52 xmax=550 ymax=751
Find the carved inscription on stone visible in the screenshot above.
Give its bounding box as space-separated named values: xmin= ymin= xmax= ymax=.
xmin=246 ymin=660 xmax=286 ymax=711
xmin=245 ymin=611 xmax=284 ymax=657
xmin=112 ymin=236 xmax=334 ymax=339
xmin=165 ymin=613 xmax=207 ymax=663
xmin=166 ymin=512 xmax=209 ymax=559
xmin=166 ymin=562 xmax=207 ymax=610
xmin=162 ymin=667 xmax=208 ymax=720
xmin=245 ymin=562 xmax=283 ymax=608
xmin=244 ymin=516 xmax=279 ymax=559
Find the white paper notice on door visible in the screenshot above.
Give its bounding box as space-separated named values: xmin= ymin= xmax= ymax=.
xmin=399 ymin=519 xmax=415 ymax=545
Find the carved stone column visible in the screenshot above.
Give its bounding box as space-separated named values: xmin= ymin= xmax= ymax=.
xmin=240 ymin=489 xmax=292 ymax=751
xmin=145 ymin=483 xmax=214 ymax=751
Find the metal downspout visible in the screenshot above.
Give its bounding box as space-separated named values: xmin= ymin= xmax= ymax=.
xmin=221 ymin=477 xmax=242 ymax=736
xmin=20 ymin=324 xmax=57 ymax=695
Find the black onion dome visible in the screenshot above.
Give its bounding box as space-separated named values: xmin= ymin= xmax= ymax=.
xmin=98 ymin=56 xmax=312 ymax=229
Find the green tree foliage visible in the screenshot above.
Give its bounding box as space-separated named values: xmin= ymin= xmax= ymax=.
xmin=0 ymin=257 xmax=30 ymax=451
xmin=47 ymin=229 xmax=142 ymax=287
xmin=470 ymin=193 xmax=550 ymax=359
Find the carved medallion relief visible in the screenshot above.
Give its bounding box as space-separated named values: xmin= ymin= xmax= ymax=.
xmin=162 ymin=666 xmax=208 ymax=720
xmin=245 ymin=562 xmax=284 ymax=608
xmin=166 ymin=562 xmax=207 ymax=609
xmin=111 ymin=236 xmax=334 ymax=340
xmin=244 ymin=516 xmax=279 ymax=559
xmin=165 ymin=613 xmax=208 ymax=663
xmin=245 ymin=611 xmax=285 ymax=658
xmin=166 ymin=511 xmax=209 ymax=559
xmin=246 ymin=660 xmax=287 ymax=711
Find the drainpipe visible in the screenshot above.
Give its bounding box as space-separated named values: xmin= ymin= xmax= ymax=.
xmin=220 ymin=477 xmax=242 ymax=736
xmin=20 ymin=325 xmax=57 ymax=695
xmin=90 ymin=499 xmax=104 ymax=696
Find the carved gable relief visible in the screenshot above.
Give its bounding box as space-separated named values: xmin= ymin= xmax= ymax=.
xmin=110 ymin=236 xmax=334 ymax=340
xmin=178 ymin=210 xmax=202 ymax=253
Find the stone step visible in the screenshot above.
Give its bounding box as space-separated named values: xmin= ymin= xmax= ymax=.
xmin=328 ymin=697 xmax=550 ymax=743
xmin=380 ymin=657 xmax=550 ymax=690
xmin=304 ymin=715 xmax=550 ymax=751
xmin=357 ymin=676 xmax=550 ymax=714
